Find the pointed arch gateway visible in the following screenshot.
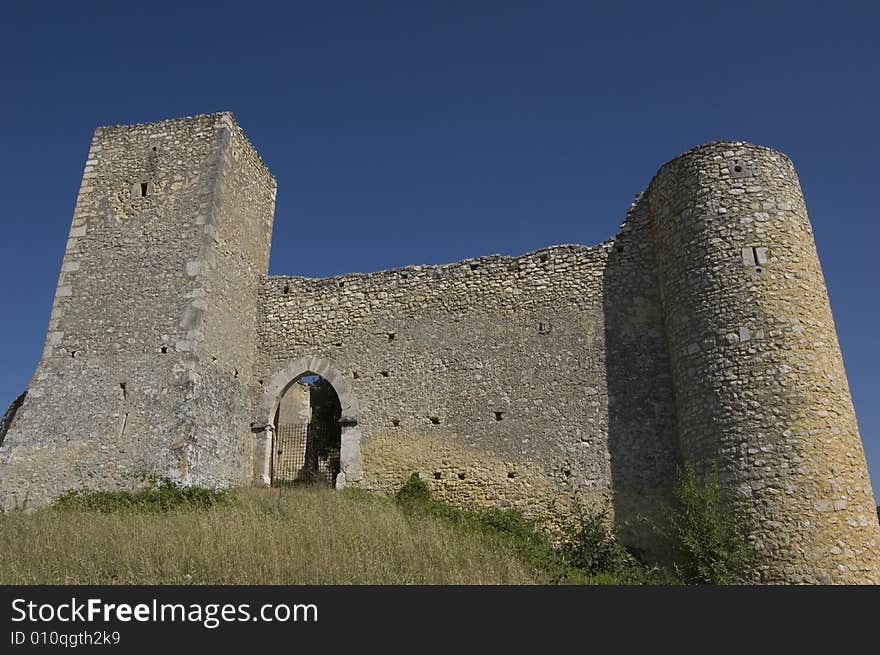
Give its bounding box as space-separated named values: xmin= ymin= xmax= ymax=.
xmin=257 ymin=356 xmax=362 ymax=489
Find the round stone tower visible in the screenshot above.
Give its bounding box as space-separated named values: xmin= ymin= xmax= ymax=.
xmin=647 ymin=141 xmax=880 ymax=583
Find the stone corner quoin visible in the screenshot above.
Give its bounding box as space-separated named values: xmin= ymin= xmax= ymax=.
xmin=0 ymin=113 xmax=877 ymax=585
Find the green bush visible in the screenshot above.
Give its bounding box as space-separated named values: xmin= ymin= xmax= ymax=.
xmin=558 ymin=504 xmax=635 ymax=575
xmin=669 ymin=465 xmax=747 ymax=584
xmin=394 ymin=472 xmax=432 ymax=505
xmin=53 ymin=478 xmax=229 ymax=513
xmin=557 ymin=503 xmax=677 ymax=584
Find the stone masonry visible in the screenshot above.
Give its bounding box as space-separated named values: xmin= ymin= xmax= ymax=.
xmin=0 ymin=112 xmax=878 ymax=584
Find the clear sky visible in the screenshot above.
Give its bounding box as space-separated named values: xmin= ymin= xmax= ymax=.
xmin=1 ymin=2 xmax=877 ymax=499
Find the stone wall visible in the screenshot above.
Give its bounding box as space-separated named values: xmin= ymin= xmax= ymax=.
xmin=256 ymin=224 xmax=680 ymax=549
xmin=278 ymin=382 xmax=311 ymax=426
xmin=177 ymin=114 xmax=276 ymax=486
xmin=648 ymin=142 xmax=880 ymax=583
xmin=0 ymin=393 xmax=26 ymax=450
xmin=0 ymin=113 xmax=275 ymax=508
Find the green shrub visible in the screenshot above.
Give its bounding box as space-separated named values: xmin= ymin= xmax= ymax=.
xmin=557 ymin=503 xmax=677 ymax=584
xmin=558 ymin=504 xmax=633 ymax=575
xmin=394 ymin=472 xmax=432 ymax=506
xmin=669 ymin=465 xmax=747 ymax=584
xmin=53 ymin=478 xmax=229 ymax=513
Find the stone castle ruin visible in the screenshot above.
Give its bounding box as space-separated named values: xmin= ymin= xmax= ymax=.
xmin=1 ymin=112 xmax=878 ymax=583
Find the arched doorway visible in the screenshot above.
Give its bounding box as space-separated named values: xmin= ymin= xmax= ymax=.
xmin=272 ymin=375 xmax=341 ymax=487
xmin=258 ymin=356 xmax=362 ymax=489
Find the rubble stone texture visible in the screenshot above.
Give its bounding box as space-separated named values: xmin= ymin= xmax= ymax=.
xmin=0 ymin=113 xmax=877 ymax=583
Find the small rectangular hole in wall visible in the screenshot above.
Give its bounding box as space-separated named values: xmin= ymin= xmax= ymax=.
xmin=457 ymin=471 xmax=466 ymax=480
xmin=380 ymin=370 xmax=389 ymax=378
xmin=140 ymin=182 xmax=149 ymax=197
xmin=433 ymin=471 xmax=442 ymax=479
xmin=538 ymin=322 xmax=551 ymax=335
xmin=539 ymin=254 xmax=548 ymax=263
xmin=391 ymin=419 xmax=400 ymax=427
xmin=160 ymin=346 xmax=168 ymax=354
xmin=388 ymin=332 xmax=395 ymax=341
xmin=429 ymin=416 xmax=440 ymax=425
xmin=470 ymin=263 xmax=479 ymax=271
xmin=494 ymin=411 xmax=504 ymax=421
xmin=353 ymin=371 xmax=360 ymax=379
xmin=507 ymin=471 xmax=516 ymax=479
xmin=119 ymin=382 xmax=127 ymax=400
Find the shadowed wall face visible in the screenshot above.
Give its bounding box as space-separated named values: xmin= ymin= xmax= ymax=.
xmin=602 ymin=198 xmax=680 ymax=555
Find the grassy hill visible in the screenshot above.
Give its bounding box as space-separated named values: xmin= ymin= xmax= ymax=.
xmin=0 ymin=485 xmax=545 ymax=585
xmin=0 ymin=469 xmax=745 ymax=585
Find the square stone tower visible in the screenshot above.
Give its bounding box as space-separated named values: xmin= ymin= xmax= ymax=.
xmin=0 ymin=113 xmax=276 ymax=508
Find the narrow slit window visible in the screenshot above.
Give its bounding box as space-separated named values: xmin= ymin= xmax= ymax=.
xmin=140 ymin=182 xmax=149 ymax=197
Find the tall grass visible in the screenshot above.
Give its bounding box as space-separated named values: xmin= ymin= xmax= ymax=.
xmin=0 ymin=487 xmax=533 ymax=584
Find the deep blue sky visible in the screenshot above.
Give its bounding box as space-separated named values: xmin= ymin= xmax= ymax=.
xmin=1 ymin=2 xmax=878 ymax=498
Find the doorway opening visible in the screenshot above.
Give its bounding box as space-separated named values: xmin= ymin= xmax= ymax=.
xmin=272 ymin=374 xmax=342 ymax=487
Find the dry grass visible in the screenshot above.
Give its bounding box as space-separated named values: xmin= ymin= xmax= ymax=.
xmin=0 ymin=487 xmax=534 ymax=584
